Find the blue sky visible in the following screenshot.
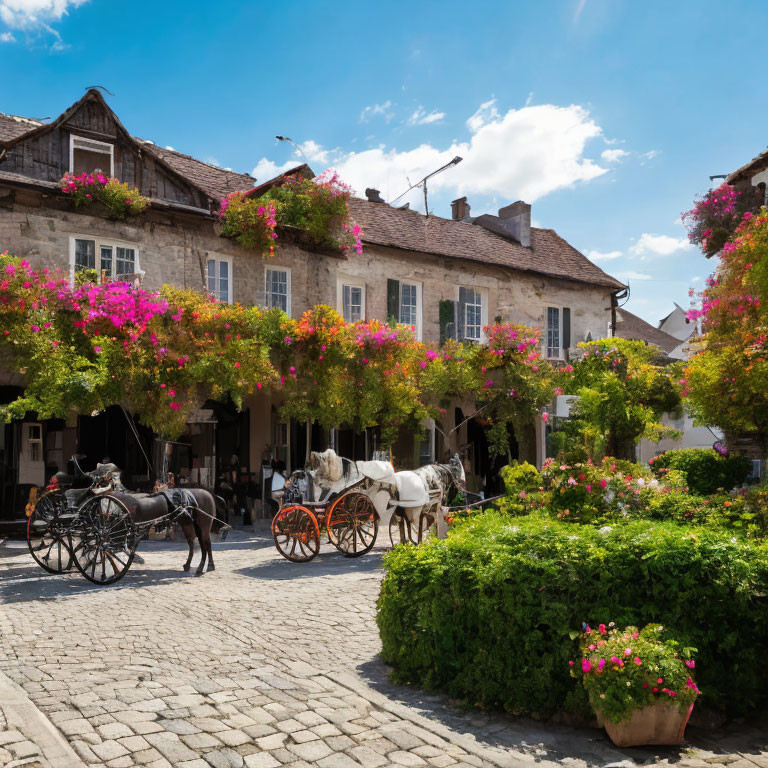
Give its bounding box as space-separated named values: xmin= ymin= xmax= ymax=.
xmin=1 ymin=0 xmax=765 ymax=325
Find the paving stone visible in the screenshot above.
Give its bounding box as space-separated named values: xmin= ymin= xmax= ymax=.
xmin=287 ymin=738 xmax=333 ymax=761
xmin=97 ymin=722 xmax=135 ymax=740
xmin=348 ymin=744 xmax=390 ymax=767
xmin=244 ymin=754 xmax=281 ymax=768
xmin=91 ymin=739 xmax=131 ymax=761
xmin=180 ymin=731 xmax=223 ymax=749
xmin=315 ymin=754 xmax=364 ymax=768
xmin=390 ymin=751 xmax=428 ymax=766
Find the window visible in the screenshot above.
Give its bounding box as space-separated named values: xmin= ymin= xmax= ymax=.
xmin=400 ymin=283 xmax=419 ymax=327
xmin=207 ymin=256 xmax=232 ymax=303
xmin=24 ymin=424 xmax=42 ymax=463
xmin=69 ymin=135 xmax=114 ymax=176
xmin=265 ymin=268 xmax=290 ymax=314
xmin=547 ymin=306 xmax=561 ymax=359
xmin=70 ymin=236 xmax=139 ymax=284
xmin=460 ymin=287 xmax=484 ymax=341
xmin=338 ymin=279 xmax=365 ymax=322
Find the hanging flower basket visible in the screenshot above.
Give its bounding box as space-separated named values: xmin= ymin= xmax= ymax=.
xmin=60 ymin=172 xmax=150 ymax=219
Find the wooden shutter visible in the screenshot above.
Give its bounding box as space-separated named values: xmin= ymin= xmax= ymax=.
xmin=387 ymin=279 xmax=400 ymax=324
xmin=562 ymin=307 xmax=571 ymax=351
xmin=439 ymin=299 xmax=456 ymax=344
xmin=457 ymin=289 xmax=468 ymax=340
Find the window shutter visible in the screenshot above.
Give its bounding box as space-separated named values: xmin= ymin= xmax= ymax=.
xmin=439 ymin=299 xmax=455 ymax=344
xmin=562 ymin=307 xmax=571 ymax=351
xmin=457 ymin=290 xmax=467 ymax=341
xmin=387 ymin=279 xmax=400 ymax=324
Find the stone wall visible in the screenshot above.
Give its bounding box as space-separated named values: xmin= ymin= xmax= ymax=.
xmin=0 ymin=193 xmax=614 ymax=351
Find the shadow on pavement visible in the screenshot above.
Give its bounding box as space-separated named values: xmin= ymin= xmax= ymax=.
xmin=355 ymin=657 xmax=768 ymax=767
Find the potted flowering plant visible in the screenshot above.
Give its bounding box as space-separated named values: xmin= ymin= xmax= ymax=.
xmin=570 ymin=623 xmax=699 ymax=747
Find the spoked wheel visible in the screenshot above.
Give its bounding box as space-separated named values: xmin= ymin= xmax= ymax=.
xmin=71 ymin=495 xmax=136 ymax=585
xmin=27 ymin=491 xmax=75 ymax=574
xmin=327 ymin=492 xmax=378 ymax=558
xmin=272 ymin=505 xmax=321 ymax=562
xmin=388 ymin=508 xmax=418 ymax=547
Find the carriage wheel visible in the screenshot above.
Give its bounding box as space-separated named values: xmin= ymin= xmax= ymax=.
xmin=272 ymin=505 xmax=320 ymax=562
xmin=388 ymin=509 xmax=417 ymax=547
xmin=27 ymin=491 xmax=75 ymax=574
xmin=71 ymin=495 xmax=136 ymax=585
xmin=327 ymin=492 xmax=378 ymax=558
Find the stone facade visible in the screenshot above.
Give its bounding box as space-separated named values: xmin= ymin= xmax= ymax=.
xmin=0 ymin=190 xmax=614 ymax=352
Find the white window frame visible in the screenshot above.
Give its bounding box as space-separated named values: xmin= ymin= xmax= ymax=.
xmin=545 ymin=305 xmax=563 ymax=360
xmin=457 ymin=286 xmax=488 ymax=342
xmin=69 ymin=135 xmax=114 ymax=176
xmin=399 ymin=280 xmax=422 ymax=340
xmin=264 ymin=266 xmax=292 ymax=315
xmin=206 ymin=254 xmax=233 ymax=304
xmin=68 ymin=235 xmax=141 ymax=285
xmin=336 ymin=277 xmax=366 ymax=323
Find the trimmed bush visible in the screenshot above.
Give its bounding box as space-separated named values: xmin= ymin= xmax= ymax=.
xmin=377 ymin=512 xmax=768 ymax=718
xmin=650 ymin=448 xmax=751 ymax=495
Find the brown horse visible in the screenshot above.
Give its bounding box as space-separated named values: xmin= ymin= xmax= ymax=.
xmin=118 ymin=488 xmax=224 ymax=576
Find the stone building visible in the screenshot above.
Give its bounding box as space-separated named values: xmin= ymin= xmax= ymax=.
xmin=0 ymin=89 xmax=624 ymax=523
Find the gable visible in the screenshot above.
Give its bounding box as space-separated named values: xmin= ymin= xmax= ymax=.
xmin=0 ymin=91 xmax=215 ymax=210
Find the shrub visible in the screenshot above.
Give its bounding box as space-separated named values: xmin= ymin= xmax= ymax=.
xmin=650 ymin=448 xmax=751 ymax=494
xmin=218 ymin=192 xmax=278 ymax=255
xmin=571 ymin=623 xmax=699 ymax=723
xmin=377 ymin=512 xmax=768 ymax=718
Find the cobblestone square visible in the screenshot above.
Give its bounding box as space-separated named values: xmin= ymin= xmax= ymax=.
xmin=1 ymin=527 xmax=766 ymax=768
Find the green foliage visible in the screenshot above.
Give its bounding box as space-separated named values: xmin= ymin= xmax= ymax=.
xmin=377 ymin=512 xmax=768 ymax=718
xmin=649 ymin=448 xmax=751 ymax=494
xmin=559 ymin=338 xmax=683 ymax=460
xmin=572 ymin=623 xmax=699 ymax=723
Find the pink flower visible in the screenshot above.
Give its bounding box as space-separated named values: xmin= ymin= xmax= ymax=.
xmin=568 ymin=660 xmax=574 ymax=667
xmin=685 ymin=660 xmax=695 ymax=669
xmin=634 ymin=657 xmax=642 ymax=666
xmin=600 ymin=478 xmax=607 ymax=489
xmin=624 ymin=648 xmax=632 ymax=656
xmin=582 ymin=658 xmax=592 ymax=673
xmin=169 ymin=402 xmax=181 ymax=410
xmin=234 ymin=362 xmax=241 ymax=367
xmin=597 ymin=659 xmax=606 ymax=672
xmin=598 ymin=624 xmax=607 ymax=635
xmin=542 ymin=411 xmax=549 ymax=423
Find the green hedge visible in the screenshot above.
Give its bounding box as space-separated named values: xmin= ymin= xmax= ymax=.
xmin=377 ymin=513 xmax=768 ymax=718
xmin=650 ymin=448 xmax=751 ymax=495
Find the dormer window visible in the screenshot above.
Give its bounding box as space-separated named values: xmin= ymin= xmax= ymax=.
xmin=69 ymin=135 xmax=114 ymax=176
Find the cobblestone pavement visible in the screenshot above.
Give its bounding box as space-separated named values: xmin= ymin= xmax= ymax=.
xmin=0 ymin=525 xmax=766 ymax=768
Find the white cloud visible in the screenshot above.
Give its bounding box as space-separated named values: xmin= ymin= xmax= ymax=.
xmin=466 ymin=98 xmax=500 ymax=132
xmin=600 ymin=148 xmax=629 ymax=163
xmin=359 ymin=101 xmax=394 ymax=124
xmin=629 ymin=233 xmax=692 ymax=258
xmin=253 ymin=100 xmax=612 ymax=207
xmin=407 ymin=107 xmax=445 ymax=126
xmin=586 ymin=249 xmax=622 ymax=262
xmin=0 ymin=29 xmax=15 ymax=40
xmin=615 ymin=271 xmax=652 ymax=281
xmin=0 ymin=0 xmax=86 ymax=27
xmin=640 ymin=149 xmax=660 ymax=164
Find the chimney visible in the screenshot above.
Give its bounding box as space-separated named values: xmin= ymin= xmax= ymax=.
xmin=365 ymin=188 xmax=385 ymax=203
xmin=451 ymin=196 xmax=471 ymax=221
xmin=497 ymin=200 xmax=531 ymax=247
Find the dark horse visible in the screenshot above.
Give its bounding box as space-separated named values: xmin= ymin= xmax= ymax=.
xmin=117 ymin=488 xmax=224 ymax=576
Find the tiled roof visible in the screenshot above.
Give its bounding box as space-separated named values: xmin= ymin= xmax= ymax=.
xmin=138 ymin=143 xmax=254 ymax=201
xmin=0 ymin=113 xmax=44 ymax=143
xmin=727 ymin=146 xmax=768 ymax=184
xmin=347 ymin=198 xmax=625 ymax=290
xmin=614 ymin=307 xmax=682 ymax=355
xmin=0 ymin=108 xmax=254 ymax=202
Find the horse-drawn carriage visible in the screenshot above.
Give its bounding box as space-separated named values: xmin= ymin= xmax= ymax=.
xmin=270 ymin=449 xmax=468 ymax=562
xmin=26 ymin=456 xmax=227 ymax=585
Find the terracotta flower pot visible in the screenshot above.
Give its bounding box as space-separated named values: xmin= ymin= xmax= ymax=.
xmin=600 ymin=702 xmax=694 ymax=748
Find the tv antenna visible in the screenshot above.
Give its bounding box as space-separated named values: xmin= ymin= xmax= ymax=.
xmin=388 ymin=156 xmax=463 ymax=216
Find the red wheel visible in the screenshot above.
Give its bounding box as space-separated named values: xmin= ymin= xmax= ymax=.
xmin=272 ymin=505 xmax=320 ymax=562
xmin=327 ymin=492 xmax=378 ymax=558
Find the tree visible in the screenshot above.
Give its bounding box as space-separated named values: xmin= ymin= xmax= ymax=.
xmin=685 ymin=210 xmax=768 ymax=453
xmin=560 ymin=338 xmax=682 ymax=460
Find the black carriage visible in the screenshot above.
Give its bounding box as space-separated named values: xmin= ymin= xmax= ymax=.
xmin=26 ymin=457 xmax=226 ymax=585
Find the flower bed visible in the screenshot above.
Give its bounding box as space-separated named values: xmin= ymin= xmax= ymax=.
xmin=649 ymin=448 xmax=751 ymax=495
xmin=377 ymin=512 xmax=768 ymax=718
